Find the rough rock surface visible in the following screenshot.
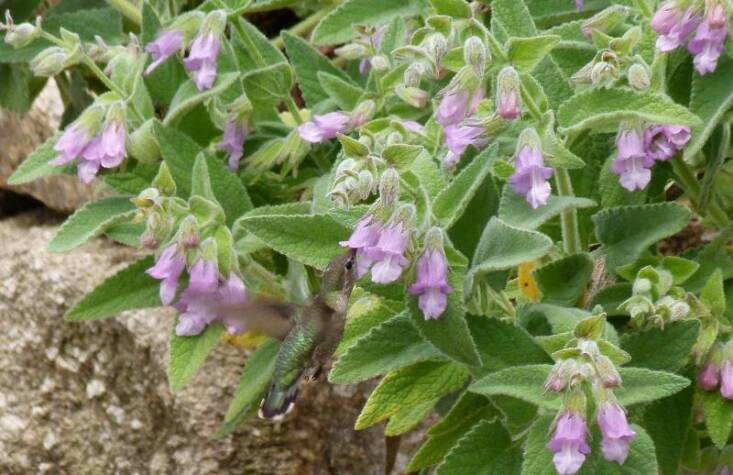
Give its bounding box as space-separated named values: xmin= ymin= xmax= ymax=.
xmin=0 ymin=81 xmax=96 ymax=213
xmin=0 ymin=210 xmax=414 ymax=474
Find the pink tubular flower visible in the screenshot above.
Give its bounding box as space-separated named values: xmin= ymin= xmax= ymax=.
xmin=509 ymin=144 xmax=553 ymax=209
xmin=436 ymin=88 xmax=483 ymax=127
xmin=547 ymin=412 xmax=591 ymax=475
xmin=497 ymin=87 xmax=520 ymax=120
xmin=652 ymin=1 xmax=684 ymax=36
xmin=721 ymin=359 xmax=733 ymax=399
xmin=340 ymin=215 xmax=383 ymax=278
xmin=94 ymin=121 xmax=127 ymax=168
xmin=218 ymin=119 xmax=248 ymax=171
xmin=51 ymin=124 xmax=93 ymax=165
xmin=409 ymin=241 xmax=452 ymax=320
xmin=576 ymin=0 xmax=584 ymax=11
xmin=644 ymin=124 xmax=691 ymax=161
xmin=217 ymin=274 xmax=248 ymax=334
xmin=184 ymin=32 xmax=220 ymax=90
xmin=443 ymin=125 xmax=488 ymax=168
xmin=656 ymin=7 xmax=701 ymax=52
xmin=358 ymin=26 xmax=385 ymax=75
xmin=688 ymin=17 xmax=728 ymax=75
xmin=175 ymin=258 xmax=220 ymax=336
xmin=612 ymin=126 xmax=655 ymax=191
xmin=298 ymin=112 xmax=351 ymax=143
xmin=145 ymin=30 xmax=184 ymax=75
xmin=367 ymin=220 xmax=411 ymax=284
xmin=146 ymin=244 xmax=186 ymax=306
xmin=597 ymin=402 xmax=636 ymax=464
xmin=699 ymin=362 xmax=720 ymax=390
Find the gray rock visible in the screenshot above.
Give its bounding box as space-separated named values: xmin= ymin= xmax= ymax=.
xmin=0 ymin=210 xmax=422 ymax=474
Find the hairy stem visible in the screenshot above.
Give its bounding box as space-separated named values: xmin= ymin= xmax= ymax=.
xmin=106 ymin=0 xmax=142 ymax=26
xmin=270 ymin=7 xmax=335 ymax=50
xmin=555 ymin=167 xmax=582 ymax=255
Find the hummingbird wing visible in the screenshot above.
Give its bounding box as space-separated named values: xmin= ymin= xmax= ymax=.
xmin=214 ymin=297 xmax=296 ymax=340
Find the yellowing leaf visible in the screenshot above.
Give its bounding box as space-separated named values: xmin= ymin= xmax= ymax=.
xmin=518 ymin=261 xmax=540 ymax=302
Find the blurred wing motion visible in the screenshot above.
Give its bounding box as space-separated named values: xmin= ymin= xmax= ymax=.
xmin=214 ymin=298 xmax=296 ymax=341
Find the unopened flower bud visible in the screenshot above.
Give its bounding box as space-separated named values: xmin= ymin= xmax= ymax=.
xmin=30 ymin=46 xmax=78 ymax=77
xmin=179 ymin=216 xmax=200 ymax=248
xmin=627 ymin=62 xmax=651 ymax=90
xmin=545 ymin=359 xmax=578 ymax=392
xmin=633 ymin=277 xmax=652 ymax=295
xmin=424 ymin=33 xmax=448 ymax=63
xmin=152 ymin=162 xmax=176 ymax=196
xmin=581 ymin=5 xmax=630 ymax=37
xmin=2 ymin=12 xmax=41 ymax=49
xmin=403 ymin=63 xmax=424 ymax=87
xmin=378 ymin=168 xmax=401 ymax=206
xmin=356 ymin=170 xmax=375 ymax=200
xmin=335 ymin=43 xmax=368 ymax=60
xmin=463 ymin=36 xmax=488 ymax=78
xmin=590 ymin=60 xmax=618 ymax=87
xmin=496 ymin=66 xmax=521 ymax=120
xmin=596 ymin=355 xmax=622 ymax=388
xmin=707 ymin=2 xmax=728 ymax=29
xmin=395 ymin=85 xmax=429 ymax=108
xmin=386 ymin=131 xmax=403 ymax=146
xmin=370 ymin=55 xmax=390 ymax=72
xmin=669 ymin=300 xmax=690 ymax=320
xmin=350 ymin=100 xmax=376 ymax=127
xmin=133 ymin=188 xmax=161 ymax=208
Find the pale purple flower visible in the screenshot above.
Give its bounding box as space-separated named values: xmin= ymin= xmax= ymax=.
xmin=651 ymin=1 xmax=684 ymax=36
xmin=366 ymin=221 xmax=410 ymax=284
xmin=93 ymin=121 xmax=127 ymax=168
xmin=443 ymin=125 xmax=488 ymax=168
xmin=721 ymin=359 xmax=733 ymax=399
xmin=497 ymin=88 xmax=521 ymax=120
xmin=576 ymin=0 xmax=584 ymax=11
xmin=656 ymin=7 xmax=701 ymax=52
xmin=77 ymin=137 xmax=103 ymax=183
xmin=612 ymin=127 xmax=655 ymax=191
xmin=699 ymin=362 xmax=720 ymax=390
xmin=184 ymin=32 xmax=220 ymax=91
xmin=547 ymin=412 xmax=591 ymax=475
xmin=688 ymin=18 xmax=728 ymax=74
xmin=509 ymin=144 xmax=553 ymax=209
xmin=403 ymin=120 xmax=424 ymax=133
xmin=358 ymin=26 xmax=385 ymax=75
xmin=644 ymin=124 xmax=691 ymax=161
xmin=436 ymin=88 xmax=483 ymax=127
xmin=145 ymin=30 xmax=184 ymax=75
xmin=218 ymin=119 xmax=248 ymax=171
xmin=146 ymin=244 xmax=186 ymax=306
xmin=340 ymin=215 xmax=383 ymax=277
xmin=409 ymin=248 xmax=452 ymax=319
xmin=217 ymin=274 xmax=248 ymax=334
xmin=298 ymin=112 xmax=351 ymax=143
xmin=175 ymin=258 xmax=220 ymax=336
xmin=597 ymin=402 xmax=636 ymax=464
xmin=708 ymin=3 xmax=728 ymax=29
xmin=51 ymin=124 xmax=93 ymax=165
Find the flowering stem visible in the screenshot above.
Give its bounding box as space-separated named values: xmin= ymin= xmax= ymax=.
xmin=671 ymin=157 xmax=732 ymax=229
xmin=106 ymin=0 xmax=142 ymax=26
xmin=519 ymin=80 xmax=543 ymax=122
xmin=555 ymin=167 xmax=582 ymax=254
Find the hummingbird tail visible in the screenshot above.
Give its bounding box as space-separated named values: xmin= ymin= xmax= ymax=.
xmin=259 ymin=380 xmax=299 ymax=420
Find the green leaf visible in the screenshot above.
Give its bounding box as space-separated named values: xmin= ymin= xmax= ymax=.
xmin=383 ymin=144 xmax=424 ymax=170
xmin=527 ymin=0 xmax=609 ymax=28
xmin=105 ymin=222 xmax=144 ymax=248
xmin=433 ymin=144 xmax=498 ymax=228
xmin=355 ymin=361 xmax=469 ymax=429
xmin=702 ymin=390 xmax=733 ymax=449
xmin=491 ymin=0 xmax=536 ymax=38
xmin=498 ymin=186 xmax=597 ymax=230
xmin=202 ymin=154 xmax=254 ymax=225
xmin=168 ymin=322 xmax=225 ymax=393
xmin=411 ymin=266 xmax=482 ymax=367
xmin=385 ymin=399 xmax=436 ymax=436
xmin=644 ymin=385 xmax=694 ymax=475
xmin=522 ymin=415 xmax=659 ymax=475
xmin=469 ymin=365 xmax=689 ymax=410
xmin=318 ymin=71 xmax=363 ymax=110
xmin=701 ymin=269 xmax=726 ymax=319
xmin=47 ymin=197 xmax=135 ymax=253
xmin=283 ymin=31 xmax=353 ymax=107
xmin=65 ymin=257 xmax=161 ymax=321
xmin=312 ymin=0 xmax=422 ymax=45
xmin=429 ymin=0 xmax=471 ymax=18
xmin=507 ymin=35 xmax=561 ymax=72
xmin=330 ymin=311 xmax=445 ymax=384
xmin=231 ymin=18 xmax=287 ymax=70
xmin=236 ymin=212 xmax=350 ymax=270
xmin=7 ymin=134 xmax=65 ymax=185
xmin=224 ymin=339 xmax=280 ymax=421
xmin=436 ymin=420 xmax=513 ymax=475
xmin=620 ymin=321 xmax=699 ymax=372
xmin=409 ymin=392 xmax=498 ymax=471
xmin=470 ymin=217 xmax=553 ymax=276
xmin=338 ymin=291 xmax=398 ymax=353
xmin=557 ymin=87 xmax=702 ymax=134
xmin=155 ymin=121 xmax=202 ymax=199
xmin=684 ymin=56 xmax=733 ymax=163
xmin=592 ymin=203 xmax=691 ymax=272
xmin=534 ymin=254 xmax=594 ymax=306
xmin=164 ymin=73 xmax=239 ymax=126
xmin=241 ymin=62 xmax=294 ymax=103
xmin=468 ymin=315 xmax=552 ymax=379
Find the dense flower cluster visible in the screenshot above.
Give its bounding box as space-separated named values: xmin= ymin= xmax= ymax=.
xmin=652 ymin=0 xmax=729 ymax=74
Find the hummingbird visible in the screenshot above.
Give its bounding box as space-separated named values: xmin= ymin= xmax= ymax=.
xmin=218 ymin=250 xmax=359 ymax=419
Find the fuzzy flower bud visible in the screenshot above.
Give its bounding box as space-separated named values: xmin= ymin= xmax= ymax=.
xmin=424 ymin=33 xmax=449 ymax=64
xmin=2 ymin=12 xmax=41 ymax=48
xmin=496 ymin=66 xmax=522 ymax=120
xmin=334 ymin=43 xmax=367 ymax=60
xmin=596 ymin=355 xmax=622 ymax=388
xmin=545 ymin=359 xmax=578 ymax=392
xmin=627 ymin=62 xmax=651 ymax=90
xmin=403 ymin=62 xmax=424 ymax=87
xmin=30 ymin=45 xmax=78 ymax=76
xmin=378 ymin=168 xmax=401 ymax=207
xmin=395 ymin=85 xmax=429 ymax=108
xmin=699 ymin=344 xmax=723 ymax=390
xmin=463 ymin=36 xmax=488 ymax=78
